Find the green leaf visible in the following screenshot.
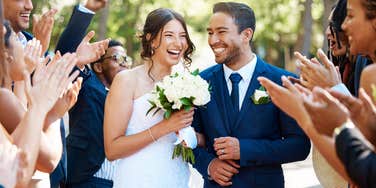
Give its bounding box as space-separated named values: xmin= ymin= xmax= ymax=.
xmin=191 ymin=69 xmax=200 ymax=76
xmin=152 ymin=108 xmax=161 ymax=116
xmin=180 ymin=97 xmax=193 ymax=106
xmin=146 ymin=106 xmax=156 ymax=116
xmin=146 ymin=100 xmax=156 ymax=116
xmin=164 ymin=110 xmax=171 ymax=119
xmin=184 ymin=105 xmax=192 ymax=111
xmin=259 ymin=85 xmax=266 ymax=91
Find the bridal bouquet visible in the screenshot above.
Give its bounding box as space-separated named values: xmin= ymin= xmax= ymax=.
xmin=147 ymin=69 xmax=211 ymax=164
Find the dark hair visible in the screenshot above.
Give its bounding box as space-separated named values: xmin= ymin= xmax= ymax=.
xmin=140 ymin=8 xmax=195 ymax=81
xmin=4 ymin=20 xmax=12 ymax=48
xmin=361 ymin=0 xmax=376 ymax=20
xmin=213 ymin=2 xmax=256 ymax=45
xmin=332 ymin=0 xmax=347 ymax=32
xmin=108 ymin=40 xmax=123 ymax=48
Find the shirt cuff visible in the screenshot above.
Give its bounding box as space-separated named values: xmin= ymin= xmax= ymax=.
xmin=331 ymin=83 xmax=351 ymax=96
xmin=78 ymin=4 xmax=95 ymax=14
xmin=333 ymin=120 xmax=355 ymax=138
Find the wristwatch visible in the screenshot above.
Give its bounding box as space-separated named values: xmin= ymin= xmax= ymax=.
xmin=333 ymin=120 xmax=355 ymax=138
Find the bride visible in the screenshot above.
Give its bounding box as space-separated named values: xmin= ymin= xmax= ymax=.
xmin=103 ymin=8 xmax=196 ymax=188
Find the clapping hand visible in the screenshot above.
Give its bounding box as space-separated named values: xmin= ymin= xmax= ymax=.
xmin=46 ymin=77 xmax=83 ymax=126
xmin=76 ymin=31 xmax=110 ymax=68
xmin=0 ymin=130 xmax=27 ymax=188
xmin=24 ymin=52 xmax=79 ymax=115
xmin=85 ymin=0 xmax=108 ymax=12
xmin=303 ymin=87 xmax=350 ymax=136
xmin=258 ymin=76 xmax=312 ymax=127
xmin=330 ymin=89 xmax=376 ymax=145
xmin=32 ymin=9 xmax=57 ymax=54
xmin=24 ymin=38 xmax=42 ymax=74
xmin=295 ymin=49 xmax=341 ymax=90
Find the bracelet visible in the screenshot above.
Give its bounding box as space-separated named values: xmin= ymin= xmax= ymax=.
xmin=148 ymin=128 xmax=157 ymax=142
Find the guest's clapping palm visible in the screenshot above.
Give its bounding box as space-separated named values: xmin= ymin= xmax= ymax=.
xmin=330 ymin=89 xmax=376 ymax=145
xmin=0 ymin=130 xmax=27 ymax=188
xmin=76 ymin=31 xmax=110 ymax=68
xmin=303 ymin=87 xmax=350 ymax=136
xmin=25 ymin=52 xmax=79 ymax=114
xmin=295 ymin=49 xmax=341 ymax=90
xmin=24 ymin=38 xmax=42 ymax=74
xmin=32 ymin=9 xmax=57 ymax=54
xmin=258 ymin=76 xmax=312 ymax=126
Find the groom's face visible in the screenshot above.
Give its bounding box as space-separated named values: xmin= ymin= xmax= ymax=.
xmin=207 ymin=12 xmax=242 ymax=65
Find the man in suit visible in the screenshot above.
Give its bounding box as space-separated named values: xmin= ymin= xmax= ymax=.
xmin=66 ymin=40 xmax=129 ymax=188
xmin=192 ymin=2 xmax=311 ymax=187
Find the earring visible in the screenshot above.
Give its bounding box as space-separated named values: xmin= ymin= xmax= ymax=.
xmin=151 ymin=48 xmax=155 ymax=55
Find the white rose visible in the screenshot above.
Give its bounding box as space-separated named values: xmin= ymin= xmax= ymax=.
xmin=254 ymin=89 xmax=269 ymax=101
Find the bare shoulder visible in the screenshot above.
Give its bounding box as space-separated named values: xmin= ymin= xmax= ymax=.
xmin=109 ymin=65 xmax=147 ymax=100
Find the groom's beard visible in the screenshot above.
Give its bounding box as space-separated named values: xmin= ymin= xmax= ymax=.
xmin=216 ymin=45 xmax=242 ymax=66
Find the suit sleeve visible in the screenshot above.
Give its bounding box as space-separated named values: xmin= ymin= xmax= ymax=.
xmin=192 ymin=108 xmax=216 ymax=179
xmin=55 ymin=5 xmax=94 ymax=54
xmin=238 ymin=110 xmax=311 ymax=167
xmin=336 ymin=128 xmax=376 ymax=188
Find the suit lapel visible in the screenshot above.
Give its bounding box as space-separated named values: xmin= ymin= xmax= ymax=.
xmin=232 ymin=57 xmax=267 ymax=130
xmin=212 ymin=65 xmax=233 ymax=135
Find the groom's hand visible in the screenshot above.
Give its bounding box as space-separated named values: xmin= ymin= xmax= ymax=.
xmin=214 ymin=137 xmax=240 ymax=160
xmin=209 ymin=158 xmax=239 ymax=186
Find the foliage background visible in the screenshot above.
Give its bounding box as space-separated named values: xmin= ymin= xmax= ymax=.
xmin=30 ymin=0 xmax=336 ymax=72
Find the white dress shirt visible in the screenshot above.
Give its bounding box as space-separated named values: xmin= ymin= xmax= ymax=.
xmin=223 ymin=53 xmax=257 ymax=110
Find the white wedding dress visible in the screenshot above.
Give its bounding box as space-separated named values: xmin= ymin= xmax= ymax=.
xmin=113 ymin=93 xmax=190 ymax=188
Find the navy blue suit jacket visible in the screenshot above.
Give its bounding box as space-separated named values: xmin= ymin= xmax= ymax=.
xmin=50 ymin=5 xmax=94 ymax=187
xmin=192 ymin=57 xmax=311 ymax=188
xmin=66 ymin=67 xmax=108 ymax=184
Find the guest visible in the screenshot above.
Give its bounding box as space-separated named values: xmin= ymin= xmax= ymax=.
xmin=66 ymin=40 xmax=129 ymax=188
xmin=0 ymin=21 xmax=80 ymax=187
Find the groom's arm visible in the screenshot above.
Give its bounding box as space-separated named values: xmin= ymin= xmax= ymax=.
xmin=238 ymin=111 xmax=311 ymax=167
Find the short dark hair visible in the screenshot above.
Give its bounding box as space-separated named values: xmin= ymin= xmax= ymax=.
xmin=213 ymin=2 xmax=256 ymax=45
xmin=108 ymin=39 xmax=123 ymax=49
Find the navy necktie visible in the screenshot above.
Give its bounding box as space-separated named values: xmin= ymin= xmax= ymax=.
xmin=230 ymin=73 xmax=242 ymax=112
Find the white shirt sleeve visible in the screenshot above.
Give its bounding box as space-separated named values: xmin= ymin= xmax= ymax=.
xmin=78 ymin=4 xmax=95 ymax=14
xmin=331 ymin=83 xmax=352 ymax=96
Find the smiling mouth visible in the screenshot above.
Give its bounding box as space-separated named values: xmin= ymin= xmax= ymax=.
xmin=20 ymin=13 xmax=30 ymax=20
xmin=167 ymin=50 xmax=181 ymax=56
xmin=212 ymin=47 xmax=225 ymax=56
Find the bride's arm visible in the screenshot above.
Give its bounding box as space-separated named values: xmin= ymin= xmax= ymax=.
xmin=104 ymin=71 xmax=194 ymax=161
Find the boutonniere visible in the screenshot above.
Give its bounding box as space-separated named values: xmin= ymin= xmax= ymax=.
xmin=251 ymin=86 xmax=271 ymax=104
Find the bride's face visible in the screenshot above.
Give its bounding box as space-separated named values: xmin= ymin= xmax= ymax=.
xmin=151 ymin=19 xmax=188 ymax=67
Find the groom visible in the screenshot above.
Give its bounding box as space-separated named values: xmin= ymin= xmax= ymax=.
xmin=192 ymin=2 xmax=311 ymax=187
